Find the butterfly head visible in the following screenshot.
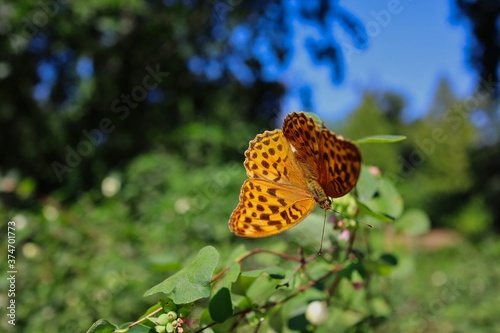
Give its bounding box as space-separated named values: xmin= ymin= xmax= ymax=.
xmin=318 ymin=197 xmax=331 ymax=210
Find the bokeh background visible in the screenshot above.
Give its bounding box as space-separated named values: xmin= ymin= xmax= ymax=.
xmin=1 ymin=0 xmax=500 ymax=332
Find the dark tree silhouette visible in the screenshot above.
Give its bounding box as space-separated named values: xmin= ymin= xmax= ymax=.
xmin=454 ymin=0 xmax=500 ymax=95
xmin=0 ymin=0 xmax=366 ymax=199
xmin=454 ymin=0 xmax=500 ymax=230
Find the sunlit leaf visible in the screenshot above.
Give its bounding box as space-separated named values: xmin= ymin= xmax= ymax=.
xmin=364 ymin=178 xmax=403 ymax=220
xmin=85 ymin=319 xmax=116 ymax=333
xmin=354 ymin=135 xmax=407 ymax=144
xmin=219 ymin=262 xmax=241 ymax=289
xmin=246 ymin=271 xmax=284 ymax=305
xmin=302 ymin=111 xmax=323 ymax=125
xmin=144 ymin=246 xmax=219 ymax=303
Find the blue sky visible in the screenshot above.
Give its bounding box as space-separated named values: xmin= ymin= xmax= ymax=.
xmin=32 ymin=0 xmax=475 ymax=124
xmin=282 ymin=0 xmax=475 ymax=122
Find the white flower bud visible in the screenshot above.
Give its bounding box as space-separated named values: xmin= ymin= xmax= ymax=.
xmin=101 ymin=175 xmax=121 ymax=197
xmin=305 ymin=301 xmax=329 ymax=325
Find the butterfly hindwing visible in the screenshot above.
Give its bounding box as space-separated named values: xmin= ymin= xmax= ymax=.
xmin=229 ymin=179 xmax=316 ymax=237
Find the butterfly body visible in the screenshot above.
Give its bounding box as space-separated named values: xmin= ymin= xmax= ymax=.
xmin=229 ymin=112 xmax=361 ymax=238
xmin=306 ymin=177 xmax=331 ymax=210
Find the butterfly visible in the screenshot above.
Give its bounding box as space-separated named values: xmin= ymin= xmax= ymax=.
xmin=229 ymin=112 xmax=361 ymax=237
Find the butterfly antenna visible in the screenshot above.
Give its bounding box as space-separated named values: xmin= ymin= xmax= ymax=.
xmin=331 ymin=209 xmax=374 ymax=228
xmin=318 ymin=209 xmax=327 ymax=255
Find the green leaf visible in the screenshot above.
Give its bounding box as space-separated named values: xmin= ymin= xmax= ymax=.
xmin=233 ymin=294 xmax=252 ymax=310
xmin=288 ymin=212 xmax=334 ymax=248
xmin=356 ymin=165 xmax=380 ymax=203
xmin=301 ymin=111 xmax=322 ymax=125
xmin=208 ymin=262 xmax=240 ymax=323
xmin=246 ymin=271 xmax=284 ymax=305
xmin=354 ymin=135 xmax=407 ymax=144
xmin=238 ymin=267 xmax=286 ymax=279
xmin=261 ymin=266 xmax=286 ymax=279
xmin=356 ymin=200 xmax=394 ymax=223
xmin=371 ymin=297 xmax=392 ymax=316
xmin=138 ymin=302 xmax=162 ymax=327
xmin=281 ymin=289 xmax=328 ymax=331
xmin=146 ymin=302 xmax=163 ymax=314
xmin=231 ymin=267 xmax=285 ymax=298
xmin=368 ymin=254 xmax=398 ymax=276
xmin=288 ymin=313 xmax=308 ymax=331
xmin=85 ymin=319 xmax=116 ymax=333
xmin=364 ymin=178 xmax=403 ymax=220
xmin=144 ymin=246 xmax=219 ymax=303
xmin=340 ymin=262 xmax=367 ymax=280
xmin=125 ymin=325 xmax=154 ymax=333
xmin=219 ymin=262 xmax=241 ymax=290
xmin=380 ymin=254 xmax=398 ymax=266
xmin=396 ymin=209 xmax=431 ymax=236
xmin=227 ymin=244 xmax=249 ymax=263
xmin=231 ymin=272 xmax=259 ymax=296
xmin=306 ymin=261 xmax=337 ymax=281
xmin=349 ymin=315 xmax=388 ymax=331
xmin=209 ymin=287 xmax=233 ymax=323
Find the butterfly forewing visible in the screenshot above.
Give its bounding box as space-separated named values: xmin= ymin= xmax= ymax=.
xmin=244 ymin=130 xmax=306 ymax=184
xmin=318 ymin=130 xmax=361 ymax=198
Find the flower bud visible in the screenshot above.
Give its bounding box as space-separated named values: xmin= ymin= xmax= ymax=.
xmin=178 ymin=307 xmax=190 ymax=318
xmin=305 ymin=301 xmax=329 ymax=325
xmin=167 ymin=311 xmax=178 ymax=321
xmin=157 ymin=313 xmax=169 ymax=325
xmin=155 ymin=325 xmax=166 ymax=333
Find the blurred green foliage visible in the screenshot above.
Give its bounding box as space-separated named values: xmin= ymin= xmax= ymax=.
xmin=83 ymin=160 xmax=412 ymax=332
xmin=342 ymin=78 xmax=495 ymax=236
xmin=1 ymin=123 xmax=499 ymax=332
